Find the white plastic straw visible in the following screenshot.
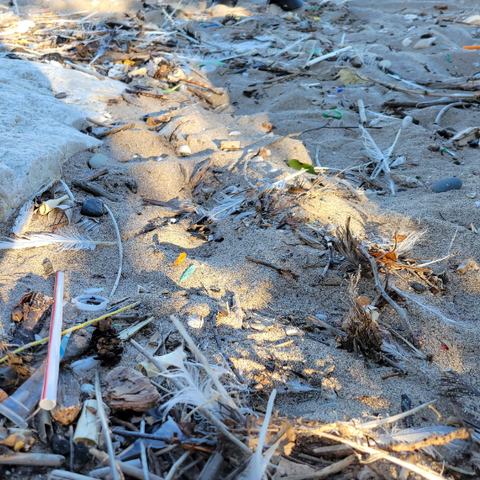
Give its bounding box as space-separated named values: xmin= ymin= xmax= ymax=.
xmin=40 ymin=271 xmax=64 ymax=410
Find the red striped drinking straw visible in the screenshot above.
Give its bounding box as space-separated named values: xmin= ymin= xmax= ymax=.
xmin=40 ymin=271 xmax=64 ymax=410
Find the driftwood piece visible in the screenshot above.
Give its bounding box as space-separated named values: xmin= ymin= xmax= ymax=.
xmin=71 ymin=180 xmax=118 ymax=202
xmin=51 ymin=370 xmax=82 ymax=426
xmin=49 ymin=471 xmax=94 ymax=480
xmin=12 ymin=292 xmax=53 ymax=345
xmin=103 ymin=367 xmax=160 ymax=412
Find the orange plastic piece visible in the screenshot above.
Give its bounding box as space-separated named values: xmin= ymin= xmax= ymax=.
xmin=173 ymin=252 xmax=187 ymax=266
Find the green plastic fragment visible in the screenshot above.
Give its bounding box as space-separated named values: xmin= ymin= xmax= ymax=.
xmin=322 ymin=109 xmax=343 ymax=119
xmin=288 ymin=159 xmax=317 ymax=175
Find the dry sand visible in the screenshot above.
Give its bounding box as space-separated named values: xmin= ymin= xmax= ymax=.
xmin=1 ymin=0 xmax=480 ymax=453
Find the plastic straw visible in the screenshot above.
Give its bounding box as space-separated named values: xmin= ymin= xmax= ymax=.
xmin=40 ymin=271 xmax=64 ymax=410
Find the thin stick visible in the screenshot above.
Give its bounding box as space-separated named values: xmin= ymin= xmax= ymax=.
xmin=305 ymin=431 xmax=445 ymax=480
xmin=246 ymin=256 xmax=299 ymax=280
xmin=169 ymin=315 xmax=243 ymax=418
xmin=64 ymin=60 xmax=105 ymax=80
xmin=357 ymin=400 xmax=435 ymax=429
xmin=366 ymin=75 xmax=476 ymax=98
xmin=130 ymin=339 xmax=251 ymax=456
xmin=95 ymin=372 xmax=120 ymax=480
xmin=358 ymin=245 xmax=412 ymax=333
xmin=307 ymin=46 xmax=352 ymax=67
xmin=390 ymin=428 xmax=471 ymax=452
xmin=103 ymin=203 xmax=123 ymax=298
xmin=90 ymin=448 xmax=163 ymax=480
xmin=0 ymin=303 xmax=138 ymax=364
xmin=140 ymin=420 xmax=150 ymax=480
xmin=283 ymin=454 xmax=356 ymax=480
xmin=211 ymin=310 xmax=245 ymax=384
xmin=97 ymin=123 xmax=135 ymax=138
xmin=164 ymin=451 xmax=190 ymax=480
xmin=180 ymin=78 xmax=222 ymax=95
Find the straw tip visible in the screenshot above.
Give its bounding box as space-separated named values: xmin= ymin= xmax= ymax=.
xmin=40 ymin=399 xmax=57 ymax=411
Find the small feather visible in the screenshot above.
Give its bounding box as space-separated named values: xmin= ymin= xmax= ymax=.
xmin=178 ymin=265 xmax=195 ymax=285
xmin=0 ymin=227 xmax=115 ymax=251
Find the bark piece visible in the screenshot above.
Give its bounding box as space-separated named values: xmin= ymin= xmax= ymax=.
xmin=51 ymin=370 xmax=82 ymax=426
xmin=12 ymin=292 xmax=53 ymax=345
xmin=104 ymin=367 xmax=160 ymax=412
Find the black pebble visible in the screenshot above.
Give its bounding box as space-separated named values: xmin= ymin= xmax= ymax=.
xmin=81 ymin=197 xmax=104 ymax=217
xmin=51 ymin=435 xmax=70 ymax=455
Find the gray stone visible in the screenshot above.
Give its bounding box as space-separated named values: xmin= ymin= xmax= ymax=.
xmin=431 ymin=177 xmax=462 ymax=193
xmin=88 ymin=153 xmax=108 ymax=169
xmin=80 ymin=197 xmax=104 ymax=217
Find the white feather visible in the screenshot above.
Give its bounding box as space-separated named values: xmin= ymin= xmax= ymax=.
xmin=157 ymin=347 xmax=223 ymax=417
xmin=0 ymin=227 xmax=115 ymax=251
xmin=238 ymin=389 xmax=278 ymax=480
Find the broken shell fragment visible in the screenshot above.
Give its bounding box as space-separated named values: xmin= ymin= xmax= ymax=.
xmin=178 ymin=145 xmax=192 ymax=156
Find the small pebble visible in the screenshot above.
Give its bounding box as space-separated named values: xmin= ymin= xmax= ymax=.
xmin=88 ymin=153 xmax=108 ymax=169
xmin=409 ymin=282 xmax=427 ymax=293
xmin=466 ymin=192 xmax=477 ymax=199
xmin=402 ymin=37 xmax=413 ymax=47
xmin=428 ymin=143 xmax=440 ymax=152
xmin=80 ymin=197 xmax=104 ymax=217
xmin=378 ymin=60 xmax=391 ymax=70
xmin=42 ymin=258 xmax=54 ymax=277
xmin=285 ymin=327 xmax=301 ymax=336
xmin=125 ymin=178 xmax=138 ymax=193
xmin=55 ymin=92 xmax=67 ymax=99
xmin=414 ymin=37 xmax=436 ymax=49
xmin=188 ymin=314 xmax=204 ymax=329
xmin=431 ymin=177 xmax=462 ymax=193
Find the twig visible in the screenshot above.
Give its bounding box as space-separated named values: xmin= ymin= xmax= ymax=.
xmin=126 ymin=89 xmax=167 ymax=100
xmin=211 ymin=310 xmax=246 ymax=384
xmin=94 ymin=372 xmax=121 ymax=480
xmin=307 ymin=315 xmax=346 ymax=337
xmin=357 ymin=400 xmax=435 ymax=429
xmin=140 ymin=420 xmax=150 ymax=480
xmin=390 ymin=428 xmax=471 ymax=452
xmin=164 ymin=451 xmax=190 ymax=480
xmin=90 ymin=448 xmax=163 ymax=480
xmin=284 ymin=455 xmax=356 ymax=480
xmin=307 ymin=46 xmax=352 ymax=67
xmin=64 ymin=60 xmax=105 ymax=80
xmin=103 ymin=203 xmax=123 ymax=298
xmin=367 ymin=75 xmax=476 ymax=98
xmin=71 ymin=180 xmax=118 ymax=201
xmin=97 ymin=123 xmax=135 ymax=138
xmin=358 ymin=245 xmax=412 ymax=333
xmin=179 ymin=78 xmax=222 ymax=95
xmin=306 ymin=431 xmax=445 ymax=480
xmin=246 ymin=256 xmax=299 ymax=280
xmin=130 ymin=339 xmax=251 ymax=456
xmin=84 ymin=168 xmax=108 ymax=183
